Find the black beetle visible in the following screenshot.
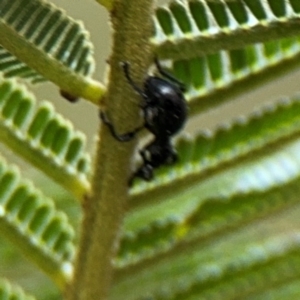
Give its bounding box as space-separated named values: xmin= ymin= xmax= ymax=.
xmin=100 ymin=58 xmax=187 ymax=185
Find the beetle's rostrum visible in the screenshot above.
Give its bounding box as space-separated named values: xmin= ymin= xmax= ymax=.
xmin=100 ymin=58 xmax=187 ymax=186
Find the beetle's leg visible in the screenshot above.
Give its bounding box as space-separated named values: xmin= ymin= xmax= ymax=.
xmin=121 ymin=62 xmax=147 ymax=98
xmin=100 ymin=111 xmax=144 ymax=142
xmin=129 ymin=164 xmax=153 ymax=186
xmin=128 ymin=146 xmax=154 ymax=186
xmin=139 ymin=148 xmax=151 ymax=163
xmin=154 ymin=57 xmax=186 ymax=92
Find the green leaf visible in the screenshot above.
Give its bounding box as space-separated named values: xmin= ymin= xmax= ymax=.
xmin=0 ymin=77 xmax=90 ymax=198
xmin=117 ymin=134 xmax=300 ymax=272
xmin=0 ymin=47 xmax=44 ymax=83
xmin=153 ymin=0 xmax=300 ymax=60
xmin=119 ymin=176 xmax=300 ymax=265
xmin=129 ymin=94 xmax=300 ymax=208
xmin=0 ymin=156 xmax=75 ymax=287
xmin=0 ymin=0 xmax=104 ymax=102
xmin=112 ymin=232 xmax=300 ymax=299
xmin=152 ymin=3 xmax=300 ymax=118
xmin=0 ymin=278 xmax=36 ymax=300
xmin=112 ymin=93 xmax=300 ymax=294
xmin=113 ymin=86 xmax=300 ymax=299
xmin=159 ymin=37 xmax=300 ymax=115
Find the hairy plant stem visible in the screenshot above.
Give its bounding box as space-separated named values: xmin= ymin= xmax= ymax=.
xmin=66 ymin=0 xmax=154 ymax=299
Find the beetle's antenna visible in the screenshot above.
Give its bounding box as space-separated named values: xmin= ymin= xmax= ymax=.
xmin=154 ymin=57 xmax=186 ymax=92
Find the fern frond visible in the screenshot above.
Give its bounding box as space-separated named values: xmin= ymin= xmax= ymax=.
xmin=114 ymin=88 xmax=300 ymax=298
xmin=0 ymin=78 xmax=90 ymax=198
xmin=0 ymin=278 xmax=36 ymax=300
xmin=153 ymin=0 xmax=300 ymax=59
xmin=152 ymin=1 xmax=300 ymax=116
xmin=112 ymin=233 xmax=300 ymax=300
xmin=130 ymin=93 xmax=300 ymax=207
xmin=160 ymin=36 xmax=300 ymax=115
xmin=0 ymin=157 xmax=74 ymax=287
xmin=0 ymin=0 xmax=104 ymax=102
xmin=121 ymin=128 xmax=297 ymax=289
xmin=251 ymin=278 xmax=300 ymax=300
xmin=118 ymin=173 xmax=300 ymax=268
xmin=0 ymin=47 xmax=44 ymax=83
